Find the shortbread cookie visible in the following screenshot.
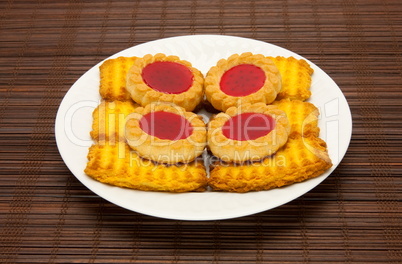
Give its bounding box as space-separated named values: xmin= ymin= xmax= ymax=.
xmin=273 ymin=99 xmax=320 ymax=138
xmin=100 ymin=56 xmax=139 ymax=101
xmin=125 ymin=103 xmax=207 ymax=164
xmin=126 ymin=53 xmax=204 ymax=111
xmin=205 ymin=52 xmax=281 ymax=112
xmin=85 ymin=142 xmax=208 ymax=192
xmin=90 ymin=100 xmax=138 ymax=143
xmin=207 ymin=103 xmax=290 ymax=163
xmin=268 ymin=56 xmax=313 ymax=101
xmin=208 ymin=134 xmax=332 ymax=192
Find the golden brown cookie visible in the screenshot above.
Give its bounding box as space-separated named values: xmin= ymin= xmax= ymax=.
xmin=126 ymin=53 xmax=204 ymax=111
xmin=125 ymin=103 xmax=207 ymax=164
xmin=207 ymin=103 xmax=290 ymax=163
xmin=90 ymin=100 xmax=138 ymax=143
xmin=268 ymin=56 xmax=313 ymax=101
xmin=85 ymin=141 xmax=208 ymax=192
xmin=273 ymin=99 xmax=320 ymax=138
xmin=99 ymin=56 xmax=139 ymax=101
xmin=205 ymin=52 xmax=281 ymax=112
xmin=208 ymin=134 xmax=332 ymax=193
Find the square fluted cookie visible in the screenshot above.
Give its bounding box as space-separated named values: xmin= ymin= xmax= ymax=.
xmin=99 ymin=56 xmax=138 ymax=101
xmin=208 ymin=135 xmax=332 ymax=192
xmin=268 ymin=56 xmax=314 ymax=101
xmin=85 ymin=142 xmax=208 ymax=193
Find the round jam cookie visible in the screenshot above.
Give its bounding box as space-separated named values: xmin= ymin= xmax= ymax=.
xmin=125 ymin=103 xmax=207 ymax=164
xmin=126 ymin=53 xmax=204 ymax=112
xmin=205 ymin=52 xmax=281 ymax=112
xmin=207 ymin=103 xmax=290 ymax=163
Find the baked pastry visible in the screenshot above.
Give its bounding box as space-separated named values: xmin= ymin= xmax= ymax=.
xmin=268 ymin=56 xmax=313 ymax=101
xmin=205 ymin=52 xmax=281 ymax=112
xmin=85 ymin=142 xmax=208 ymax=192
xmin=125 ymin=103 xmax=207 ymax=164
xmin=100 ymin=56 xmax=139 ymax=101
xmin=273 ymin=99 xmax=320 ymax=138
xmin=207 ymin=103 xmax=290 ymax=163
xmin=126 ymin=53 xmax=204 ymax=111
xmin=208 ymin=134 xmax=332 ymax=192
xmin=90 ymin=100 xmax=138 ymax=143
xmin=208 ymin=97 xmax=332 ymax=192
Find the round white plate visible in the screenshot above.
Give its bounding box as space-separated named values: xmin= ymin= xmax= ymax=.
xmin=55 ymin=35 xmax=352 ymax=221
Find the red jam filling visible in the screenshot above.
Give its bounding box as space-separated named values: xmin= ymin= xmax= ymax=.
xmin=141 ymin=61 xmax=194 ymax=94
xmin=140 ymin=111 xmax=193 ymax=140
xmin=220 ymin=64 xmax=266 ymax=97
xmin=222 ymin=112 xmax=275 ymax=141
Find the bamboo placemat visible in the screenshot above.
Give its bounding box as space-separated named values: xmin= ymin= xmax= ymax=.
xmin=0 ymin=0 xmax=401 ymax=263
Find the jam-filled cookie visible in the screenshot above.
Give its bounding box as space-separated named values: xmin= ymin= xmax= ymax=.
xmin=205 ymin=53 xmax=281 ymax=112
xmin=125 ymin=103 xmax=207 ymax=164
xmin=126 ymin=53 xmax=204 ymax=111
xmin=207 ymin=103 xmax=290 ymax=163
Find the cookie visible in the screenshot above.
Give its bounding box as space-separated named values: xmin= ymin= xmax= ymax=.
xmin=207 ymin=103 xmax=290 ymax=163
xmin=126 ymin=53 xmax=204 ymax=111
xmin=205 ymin=52 xmax=281 ymax=112
xmin=85 ymin=142 xmax=208 ymax=192
xmin=268 ymin=56 xmax=313 ymax=101
xmin=99 ymin=56 xmax=139 ymax=101
xmin=208 ymin=134 xmax=332 ymax=192
xmin=90 ymin=100 xmax=138 ymax=143
xmin=273 ymin=99 xmax=320 ymax=138
xmin=125 ymin=103 xmax=207 ymax=164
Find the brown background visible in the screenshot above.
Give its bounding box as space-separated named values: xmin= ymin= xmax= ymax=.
xmin=0 ymin=0 xmax=401 ymax=263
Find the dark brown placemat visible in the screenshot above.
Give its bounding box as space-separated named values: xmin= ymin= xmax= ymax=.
xmin=0 ymin=0 xmax=401 ymax=263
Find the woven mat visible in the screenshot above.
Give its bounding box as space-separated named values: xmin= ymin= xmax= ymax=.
xmin=0 ymin=0 xmax=401 ymax=263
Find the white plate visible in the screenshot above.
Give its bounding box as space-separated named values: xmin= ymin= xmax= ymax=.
xmin=55 ymin=35 xmax=352 ymax=221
